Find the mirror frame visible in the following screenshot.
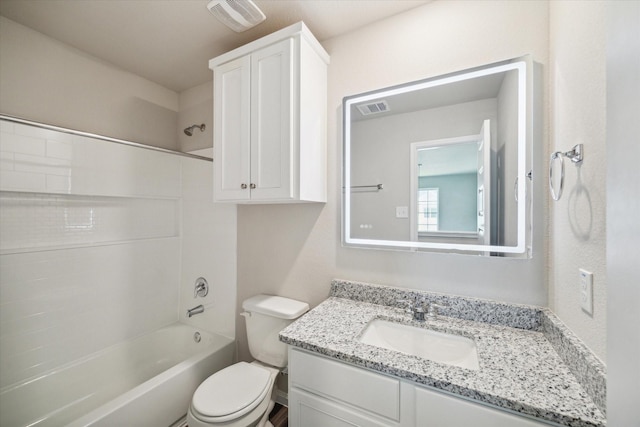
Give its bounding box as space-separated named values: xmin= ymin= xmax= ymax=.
xmin=342 ymin=56 xmax=532 ymax=255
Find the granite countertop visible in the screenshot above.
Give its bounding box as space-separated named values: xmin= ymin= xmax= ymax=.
xmin=279 ymin=280 xmax=606 ymax=427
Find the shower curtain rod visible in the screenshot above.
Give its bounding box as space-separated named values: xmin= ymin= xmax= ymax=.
xmin=0 ymin=114 xmax=213 ymax=162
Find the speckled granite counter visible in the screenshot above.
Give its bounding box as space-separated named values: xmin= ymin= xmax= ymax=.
xmin=279 ymin=280 xmax=606 ymax=427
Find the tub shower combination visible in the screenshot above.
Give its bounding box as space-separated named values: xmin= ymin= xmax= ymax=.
xmin=0 ymin=117 xmax=233 ymax=426
xmin=2 ymin=325 xmax=234 ymax=427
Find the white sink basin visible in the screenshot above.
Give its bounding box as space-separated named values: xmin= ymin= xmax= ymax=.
xmin=358 ymin=319 xmax=480 ymax=370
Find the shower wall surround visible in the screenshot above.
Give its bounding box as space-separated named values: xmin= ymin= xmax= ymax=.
xmin=0 ymin=119 xmax=235 ymax=390
xmin=0 ymin=120 xmax=181 ymax=197
xmin=0 ymin=193 xmax=178 ymax=253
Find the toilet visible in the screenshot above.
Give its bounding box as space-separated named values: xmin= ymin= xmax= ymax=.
xmin=187 ymin=295 xmax=309 ymax=427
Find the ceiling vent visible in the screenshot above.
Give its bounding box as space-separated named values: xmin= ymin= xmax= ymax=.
xmin=207 ymin=0 xmax=266 ymax=32
xmin=356 ymin=100 xmax=391 ymax=116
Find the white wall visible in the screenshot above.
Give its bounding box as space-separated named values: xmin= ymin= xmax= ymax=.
xmin=178 ymin=81 xmax=214 ymax=153
xmin=235 ymin=0 xmax=549 ymax=361
xmin=179 ymin=149 xmax=237 ymax=340
xmin=0 ymin=17 xmax=179 ymax=150
xmin=606 ymin=1 xmax=640 ymax=424
xmin=548 ymin=1 xmax=607 ymax=361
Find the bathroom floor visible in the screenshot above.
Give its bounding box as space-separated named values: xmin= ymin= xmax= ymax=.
xmin=269 ymin=403 xmax=288 ymax=427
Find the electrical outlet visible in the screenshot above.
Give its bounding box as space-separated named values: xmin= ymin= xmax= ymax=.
xmin=396 ymin=206 xmax=409 ymax=218
xmin=579 ymin=269 xmax=593 ymax=315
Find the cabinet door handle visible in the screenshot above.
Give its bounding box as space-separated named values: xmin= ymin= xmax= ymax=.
xmin=250 ymin=183 xmax=256 ymax=189
xmin=241 ymin=183 xmax=247 ymax=189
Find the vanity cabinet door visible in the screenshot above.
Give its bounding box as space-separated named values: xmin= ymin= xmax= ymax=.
xmin=414 ymin=386 xmax=552 ymax=426
xmin=289 ymin=348 xmax=401 ymax=427
xmin=289 ymin=348 xmax=400 ymax=421
xmin=289 ymin=388 xmax=396 ymax=427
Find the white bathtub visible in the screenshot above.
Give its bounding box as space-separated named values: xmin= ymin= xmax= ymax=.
xmin=0 ymin=323 xmax=235 ymax=427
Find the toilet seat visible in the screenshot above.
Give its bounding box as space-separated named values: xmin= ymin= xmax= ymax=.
xmin=191 ymin=362 xmax=272 ymax=423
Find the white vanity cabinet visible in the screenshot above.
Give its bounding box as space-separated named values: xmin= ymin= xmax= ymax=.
xmin=411 ymin=386 xmax=550 ymax=427
xmin=209 ymin=22 xmax=329 ymax=203
xmin=288 ymin=348 xmax=554 ymax=427
xmin=288 ymin=347 xmax=401 ymax=427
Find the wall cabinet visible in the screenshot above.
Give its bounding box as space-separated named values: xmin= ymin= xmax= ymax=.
xmin=209 ymin=22 xmax=329 ymax=203
xmin=288 ymin=348 xmax=554 ymax=427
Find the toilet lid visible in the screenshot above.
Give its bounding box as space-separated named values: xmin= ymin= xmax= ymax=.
xmin=192 ymin=362 xmax=272 ymax=420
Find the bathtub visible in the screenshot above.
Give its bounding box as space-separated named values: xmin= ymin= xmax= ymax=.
xmin=0 ymin=323 xmax=235 ymax=427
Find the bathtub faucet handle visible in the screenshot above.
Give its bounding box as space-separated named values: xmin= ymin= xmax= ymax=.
xmin=194 ymin=277 xmax=209 ymax=298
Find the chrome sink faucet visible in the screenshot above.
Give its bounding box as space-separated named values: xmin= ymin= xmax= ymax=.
xmin=398 ymin=299 xmax=447 ymax=321
xmin=426 ymin=303 xmax=446 ymax=319
xmin=397 ymin=298 xmax=427 ymax=321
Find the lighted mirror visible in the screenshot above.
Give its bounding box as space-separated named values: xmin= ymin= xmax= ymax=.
xmin=343 ymin=56 xmax=533 ymax=257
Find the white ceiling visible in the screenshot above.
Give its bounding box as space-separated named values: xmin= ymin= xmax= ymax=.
xmin=0 ymin=0 xmax=430 ymax=92
xmin=352 ymin=72 xmax=506 ymax=121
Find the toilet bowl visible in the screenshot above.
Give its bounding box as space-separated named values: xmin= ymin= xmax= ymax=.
xmin=187 ymin=362 xmax=279 ymax=427
xmin=187 ymin=295 xmax=309 ymax=427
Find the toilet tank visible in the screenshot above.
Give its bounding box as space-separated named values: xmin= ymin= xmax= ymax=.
xmin=242 ymin=295 xmax=309 ymax=368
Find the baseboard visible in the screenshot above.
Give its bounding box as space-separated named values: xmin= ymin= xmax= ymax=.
xmin=169 ymin=416 xmax=188 ymax=427
xmin=275 ymin=388 xmax=288 ymax=407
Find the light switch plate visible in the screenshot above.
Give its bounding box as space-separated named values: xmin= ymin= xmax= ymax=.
xmin=579 ymin=268 xmax=593 ymax=315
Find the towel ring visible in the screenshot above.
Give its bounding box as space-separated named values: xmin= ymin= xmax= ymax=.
xmin=549 ymin=144 xmax=583 ymax=201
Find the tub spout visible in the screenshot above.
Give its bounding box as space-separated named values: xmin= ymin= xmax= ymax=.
xmin=187 ymin=305 xmax=204 ymax=318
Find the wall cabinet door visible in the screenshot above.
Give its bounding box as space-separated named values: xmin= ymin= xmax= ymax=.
xmin=211 ymin=23 xmax=328 ymax=204
xmin=213 ymin=39 xmax=292 ymax=202
xmin=249 ymin=38 xmax=294 ymax=201
xmin=213 ymin=55 xmax=251 ymax=202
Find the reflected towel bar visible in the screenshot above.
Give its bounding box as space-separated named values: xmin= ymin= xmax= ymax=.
xmin=350 ymin=184 xmax=384 ymax=190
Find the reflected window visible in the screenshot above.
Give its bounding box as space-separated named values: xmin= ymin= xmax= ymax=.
xmin=418 ymin=188 xmax=439 ymax=232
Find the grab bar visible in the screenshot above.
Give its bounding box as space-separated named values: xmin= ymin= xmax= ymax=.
xmin=549 ymin=144 xmax=583 ymax=201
